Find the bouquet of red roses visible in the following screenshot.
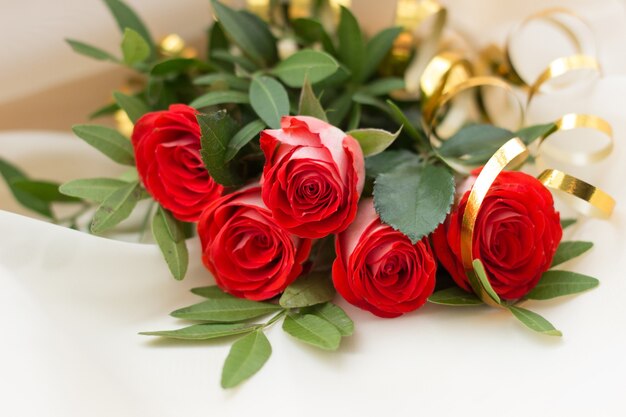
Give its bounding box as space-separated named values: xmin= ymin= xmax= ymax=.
xmin=0 ymin=0 xmax=614 ymax=389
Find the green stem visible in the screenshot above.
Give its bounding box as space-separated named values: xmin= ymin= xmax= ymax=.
xmin=54 ymin=203 xmax=92 ymax=226
xmin=264 ymin=309 xmax=288 ymax=328
xmin=138 ymin=201 xmax=157 ymax=242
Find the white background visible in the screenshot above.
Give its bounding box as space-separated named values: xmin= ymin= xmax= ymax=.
xmin=1 ymin=1 xmax=626 ymax=416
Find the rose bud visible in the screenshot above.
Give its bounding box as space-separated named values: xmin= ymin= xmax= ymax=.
xmin=260 ymin=116 xmax=365 ymax=239
xmin=198 ymin=185 xmax=312 ymax=301
xmin=432 ymin=170 xmax=562 ymax=300
xmin=132 ymin=104 xmax=222 ymax=222
xmin=332 ymin=199 xmax=437 ymax=318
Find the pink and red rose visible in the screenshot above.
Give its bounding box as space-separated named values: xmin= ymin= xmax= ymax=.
xmin=432 ymin=169 xmax=562 ymax=300
xmin=260 ymin=116 xmax=365 ymax=239
xmin=333 ymin=199 xmax=437 ymax=318
xmin=198 ymin=185 xmax=312 ymax=301
xmin=132 ymin=104 xmax=222 ymax=222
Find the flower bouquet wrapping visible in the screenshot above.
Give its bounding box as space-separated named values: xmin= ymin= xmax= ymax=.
xmin=0 ymin=0 xmax=617 ymax=389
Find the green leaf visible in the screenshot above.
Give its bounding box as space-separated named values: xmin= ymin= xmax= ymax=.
xmin=374 ymin=161 xmax=454 ymax=243
xmin=210 ymin=50 xmax=257 ymax=73
xmin=90 ymin=181 xmax=143 ymax=234
xmin=72 ymin=125 xmax=135 ymax=165
xmin=191 ymin=285 xmax=235 ymax=299
xmin=438 ymin=124 xmax=514 ymax=164
xmin=211 ymin=0 xmax=277 ymax=67
xmin=365 ymin=149 xmax=417 ymax=178
xmin=150 ymin=58 xmax=211 ymax=77
xmin=282 ymin=313 xmax=341 ymax=350
xmin=171 ymin=298 xmax=282 ymax=322
xmin=249 ymin=75 xmax=289 ymax=129
xmin=225 ymin=119 xmax=265 ymax=162
xmin=360 ymin=77 xmax=405 ymax=96
xmin=59 ymin=178 xmax=130 ymax=203
xmin=516 ymin=123 xmax=557 ymax=145
xmin=194 ymin=73 xmax=251 ymax=91
xmin=348 ymin=127 xmax=402 ymax=157
xmin=304 ymin=303 xmax=354 ymax=336
xmin=140 ymin=323 xmax=254 ymax=340
xmin=190 ymin=90 xmax=250 ymax=109
xmin=104 ymin=0 xmax=155 ymax=59
xmin=66 ymin=39 xmax=119 ymax=62
xmin=337 ymin=6 xmax=365 ymax=82
xmin=197 ymin=110 xmax=240 ymax=186
xmin=526 ymin=270 xmax=599 ymax=300
xmin=363 ymin=27 xmax=403 ymax=80
xmin=221 ymin=330 xmax=272 ymax=389
xmin=152 ymin=207 xmax=188 ymax=280
xmin=472 ymin=259 xmax=501 ymax=305
xmin=89 ymin=102 xmax=120 ymax=119
xmin=208 ymin=21 xmax=230 ymax=55
xmin=121 ymin=28 xmax=150 ymax=66
xmin=551 ymin=241 xmax=593 ymax=268
xmin=561 ymin=218 xmax=577 ymax=229
xmin=428 ymin=287 xmax=483 ymax=306
xmin=292 ymin=18 xmax=336 ymax=55
xmin=113 ymin=91 xmax=150 ymax=124
xmin=0 ymin=158 xmax=52 ymax=218
xmin=10 ymin=180 xmax=79 ymax=203
xmin=272 ymin=49 xmax=339 ymax=87
xmin=347 ymin=103 xmax=361 ymax=131
xmin=326 ymin=91 xmax=353 ymax=126
xmin=279 ymin=272 xmax=336 ymax=308
xmin=298 ymin=77 xmax=327 ymax=121
xmin=386 ymin=100 xmax=426 ymax=144
xmin=508 ymin=305 xmax=562 ymax=336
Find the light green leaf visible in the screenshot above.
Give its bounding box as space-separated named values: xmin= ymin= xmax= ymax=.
xmin=561 ymin=218 xmax=577 ymax=229
xmin=272 ymin=49 xmax=339 ymax=87
xmin=279 ymin=272 xmax=336 ymax=308
xmin=191 ymin=285 xmax=235 ymax=299
xmin=194 ymin=73 xmax=251 ymax=91
xmin=221 ymin=330 xmax=272 ymax=389
xmin=104 ymin=0 xmax=155 ymax=59
xmin=428 ymin=287 xmax=483 ymax=306
xmin=72 ymin=124 xmax=135 ymax=165
xmin=472 ymin=259 xmax=501 ymax=305
xmin=282 ymin=313 xmax=341 ymax=350
xmin=171 ymin=298 xmax=282 ymax=322
xmin=374 ymin=161 xmax=454 ymax=243
xmin=304 ymin=303 xmax=354 ymax=336
xmin=197 ymin=110 xmax=240 ymax=186
xmin=337 ymin=6 xmax=365 ymax=81
xmin=365 ymin=149 xmax=417 ymax=178
xmin=211 ymin=0 xmax=277 ymax=67
xmin=526 ymin=270 xmax=599 ymax=300
xmin=0 ymin=158 xmax=52 ymax=218
xmin=360 ymin=77 xmax=405 ymax=96
xmin=225 ymin=119 xmax=265 ymax=162
xmin=348 ymin=127 xmax=402 ymax=157
xmin=190 ymin=90 xmax=250 ymax=109
xmin=152 ymin=207 xmax=188 ymax=280
xmin=90 ymin=181 xmax=143 ymax=234
xmin=60 ymin=178 xmax=130 ymax=203
xmin=298 ymin=77 xmax=327 ymax=122
xmin=508 ymin=305 xmax=562 ymax=336
xmin=113 ymin=91 xmax=150 ymax=123
xmin=65 ymin=39 xmax=119 ymax=62
xmin=551 ymin=241 xmax=593 ymax=268
xmin=121 ymin=28 xmax=150 ymax=66
xmin=363 ymin=27 xmax=403 ymax=80
xmin=249 ymin=75 xmax=289 ymax=129
xmin=140 ymin=323 xmax=254 ymax=340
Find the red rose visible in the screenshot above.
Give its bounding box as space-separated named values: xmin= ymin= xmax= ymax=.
xmin=260 ymin=116 xmax=365 ymax=239
xmin=132 ymin=104 xmax=222 ymax=222
xmin=332 ymin=199 xmax=437 ymax=318
xmin=198 ymin=185 xmax=312 ymax=301
xmin=432 ymin=170 xmax=562 ymax=300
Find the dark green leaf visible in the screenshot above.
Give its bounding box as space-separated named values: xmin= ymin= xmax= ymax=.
xmin=551 ymin=241 xmax=593 ymax=268
xmin=171 ymin=298 xmax=282 ymax=322
xmin=104 ymin=0 xmax=155 ymax=59
xmin=72 ymin=125 xmax=135 ymax=165
xmin=140 ymin=323 xmax=254 ymax=340
xmin=282 ymin=313 xmax=341 ymax=350
xmin=304 ymin=303 xmax=354 ymax=336
xmin=221 ymin=330 xmax=272 ymax=389
xmin=10 ymin=180 xmax=79 ymax=203
xmin=337 ymin=6 xmax=365 ymax=81
xmin=386 ymin=100 xmax=426 ymax=144
xmin=191 ymin=285 xmax=235 ymax=299
xmin=326 ymin=91 xmax=353 ymax=126
xmin=428 ymin=287 xmax=483 ymax=306
xmin=298 ymin=77 xmax=327 ymax=121
xmin=189 ymin=90 xmax=250 ymax=109
xmin=90 ymin=181 xmax=143 ymax=233
xmin=472 ymin=259 xmax=501 ymax=305
xmin=197 ymin=110 xmax=240 ymax=186
xmin=89 ymin=102 xmax=120 ymax=119
xmin=59 ymin=178 xmax=129 ymax=203
xmin=279 ymin=272 xmax=336 ymax=308
xmin=150 ymin=58 xmax=211 ymax=77
xmin=0 ymin=158 xmax=52 ymax=218
xmin=348 ymin=127 xmax=401 ymax=157
xmin=272 ymin=49 xmax=339 ymax=87
xmin=360 ymin=77 xmax=405 ymax=96
xmin=346 ymin=103 xmax=361 ymax=131
xmin=208 ymin=21 xmax=230 ymax=55
xmin=516 ymin=123 xmax=557 ymax=145
xmin=292 ymin=18 xmax=336 ymax=55
xmin=152 ymin=207 xmax=188 ymax=280
xmin=438 ymin=124 xmax=514 ymax=163
xmin=65 ymin=39 xmax=119 ymax=62
xmin=249 ymin=75 xmax=289 ymax=129
xmin=365 ymin=149 xmax=417 ymax=178
xmin=225 ymin=119 xmax=265 ymax=162
xmin=508 ymin=305 xmax=562 ymax=336
xmin=210 ymin=50 xmax=257 ymax=73
xmin=121 ymin=28 xmax=150 ymax=66
xmin=113 ymin=91 xmax=150 ymax=123
xmin=374 ymin=161 xmax=454 ymax=243
xmin=526 ymin=270 xmax=599 ymax=300
xmin=561 ymin=218 xmax=577 ymax=229
xmin=363 ymin=27 xmax=403 ymax=80
xmin=194 ymin=73 xmax=251 ymax=91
